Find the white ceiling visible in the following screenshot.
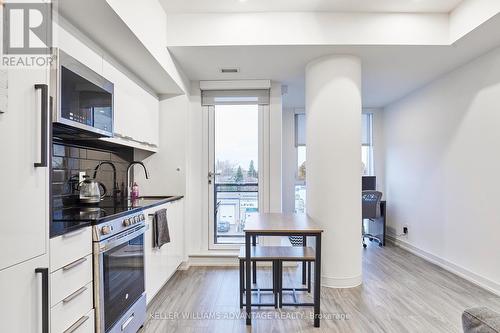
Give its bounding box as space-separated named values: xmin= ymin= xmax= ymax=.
xmin=168 ymin=13 xmax=500 ymax=108
xmin=160 ymin=0 xmax=464 ymax=14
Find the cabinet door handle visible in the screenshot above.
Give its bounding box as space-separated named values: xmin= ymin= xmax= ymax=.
xmin=34 ymin=84 xmax=49 ymax=168
xmin=35 ymin=268 xmax=49 ymax=333
xmin=62 ymin=286 xmax=87 ymax=304
xmin=63 ymin=315 xmax=89 ymax=333
xmin=62 ymin=257 xmax=87 ymax=272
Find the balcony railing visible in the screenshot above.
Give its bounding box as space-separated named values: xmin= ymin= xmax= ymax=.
xmin=214 ymin=183 xmax=258 ymax=244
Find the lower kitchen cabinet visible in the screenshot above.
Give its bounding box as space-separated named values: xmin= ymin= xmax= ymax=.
xmin=50 ymin=282 xmax=94 ymax=333
xmin=144 ymin=199 xmax=185 ymax=304
xmin=61 ymin=309 xmax=95 ymax=333
xmin=0 ymin=255 xmax=49 ymax=333
xmin=50 ymin=227 xmax=94 ymax=333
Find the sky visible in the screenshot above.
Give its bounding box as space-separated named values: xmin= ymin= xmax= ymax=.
xmin=215 ymin=104 xmax=259 ymax=171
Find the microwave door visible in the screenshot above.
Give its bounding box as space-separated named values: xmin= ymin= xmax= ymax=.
xmin=53 ymin=49 xmax=114 ymax=138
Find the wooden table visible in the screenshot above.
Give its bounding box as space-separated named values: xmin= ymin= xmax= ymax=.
xmin=243 ymin=213 xmax=324 ymax=327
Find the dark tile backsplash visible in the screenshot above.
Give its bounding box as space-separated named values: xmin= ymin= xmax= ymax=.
xmin=52 ymin=142 xmax=133 ymax=208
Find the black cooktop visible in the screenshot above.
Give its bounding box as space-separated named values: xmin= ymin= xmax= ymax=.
xmin=51 ymin=196 xmax=182 ymax=237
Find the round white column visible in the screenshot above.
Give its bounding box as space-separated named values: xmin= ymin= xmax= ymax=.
xmin=306 ymin=55 xmax=362 ymax=288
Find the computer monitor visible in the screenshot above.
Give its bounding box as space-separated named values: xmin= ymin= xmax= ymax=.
xmin=362 ymin=176 xmax=376 ymax=191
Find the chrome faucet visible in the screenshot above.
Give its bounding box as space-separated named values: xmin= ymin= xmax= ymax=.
xmin=93 ymin=161 xmax=119 ymax=197
xmin=126 ymin=161 xmax=150 ymax=197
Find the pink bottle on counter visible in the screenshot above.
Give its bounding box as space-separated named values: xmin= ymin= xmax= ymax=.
xmin=130 ymin=182 xmax=139 ymax=200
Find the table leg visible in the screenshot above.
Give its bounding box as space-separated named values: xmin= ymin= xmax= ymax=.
xmin=381 ymin=202 xmax=387 ymax=246
xmin=314 ymin=234 xmax=322 ymax=327
xmin=302 ymin=236 xmax=307 ymax=285
xmin=273 ymin=260 xmax=278 ymax=308
xmin=252 ymin=236 xmax=257 ymax=283
xmin=278 ymin=260 xmax=283 ymax=308
xmin=239 ymin=259 xmax=244 ymax=309
xmin=245 ymin=233 xmax=252 ymax=325
xmin=307 ymin=261 xmax=312 ymax=293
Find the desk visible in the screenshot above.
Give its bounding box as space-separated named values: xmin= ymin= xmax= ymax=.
xmin=243 ymin=213 xmax=324 ymax=327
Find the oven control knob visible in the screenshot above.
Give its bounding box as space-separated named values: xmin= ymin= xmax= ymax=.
xmin=135 ymin=216 xmax=140 ymax=223
xmin=123 ymin=218 xmax=131 ymax=226
xmin=101 ymin=225 xmax=111 ymax=235
xmin=140 ymin=214 xmax=145 ymax=221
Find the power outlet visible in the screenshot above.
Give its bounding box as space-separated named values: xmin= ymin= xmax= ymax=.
xmin=79 ymin=171 xmax=86 ymax=183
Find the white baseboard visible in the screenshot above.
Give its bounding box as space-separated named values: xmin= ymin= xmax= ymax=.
xmin=387 ymin=235 xmax=500 ymax=297
xmin=186 ymin=254 xmax=299 ymax=268
xmin=188 ymin=255 xmax=239 ymax=267
xmin=322 ymin=275 xmax=362 ymax=289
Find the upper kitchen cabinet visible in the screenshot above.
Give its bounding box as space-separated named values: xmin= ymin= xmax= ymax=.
xmin=54 ymin=22 xmax=103 ymax=76
xmin=53 ymin=21 xmax=160 ymax=151
xmin=102 ymin=59 xmax=159 ymax=151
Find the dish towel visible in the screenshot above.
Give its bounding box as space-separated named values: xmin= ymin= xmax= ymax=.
xmin=153 ymin=208 xmax=170 ymax=249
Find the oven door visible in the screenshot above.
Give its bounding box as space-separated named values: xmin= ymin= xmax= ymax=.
xmin=95 ymin=224 xmax=145 ymax=332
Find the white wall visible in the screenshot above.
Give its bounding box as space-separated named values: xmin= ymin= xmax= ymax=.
xmin=384 ymin=46 xmax=500 ymax=294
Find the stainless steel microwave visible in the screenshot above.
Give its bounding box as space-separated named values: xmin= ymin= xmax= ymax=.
xmin=51 ymin=49 xmax=114 ymax=137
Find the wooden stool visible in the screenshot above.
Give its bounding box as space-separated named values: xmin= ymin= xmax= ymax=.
xmin=238 ymin=247 xmax=279 ymax=308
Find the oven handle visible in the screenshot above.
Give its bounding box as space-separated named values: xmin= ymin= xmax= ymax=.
xmin=99 ymin=224 xmax=145 ymax=253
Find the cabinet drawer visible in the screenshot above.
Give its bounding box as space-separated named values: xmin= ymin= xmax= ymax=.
xmin=50 ymin=227 xmax=92 ymax=272
xmin=51 ymin=282 xmax=93 ymax=333
xmin=51 ymin=254 xmax=93 ymax=306
xmin=61 ymin=309 xmax=95 ymax=333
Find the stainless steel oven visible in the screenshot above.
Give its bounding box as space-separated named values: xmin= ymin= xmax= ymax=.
xmin=93 ymin=211 xmax=147 ymax=333
xmin=51 ymin=48 xmax=114 ymax=137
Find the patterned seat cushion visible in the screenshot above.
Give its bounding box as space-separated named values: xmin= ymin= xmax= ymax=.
xmin=463 ymin=307 xmax=500 ymax=333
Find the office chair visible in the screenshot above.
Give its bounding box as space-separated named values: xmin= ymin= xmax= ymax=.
xmin=362 ymin=190 xmax=383 ymax=248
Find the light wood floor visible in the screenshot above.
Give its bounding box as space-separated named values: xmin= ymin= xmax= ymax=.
xmin=143 ymin=243 xmax=500 ymax=333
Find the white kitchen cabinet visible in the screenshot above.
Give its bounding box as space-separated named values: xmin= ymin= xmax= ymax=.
xmin=51 ymin=282 xmax=94 ymax=333
xmin=50 ymin=228 xmax=94 ymax=332
xmin=55 ymin=22 xmax=103 ymax=75
xmin=0 ymin=254 xmax=49 ymax=332
xmin=102 ymin=59 xmax=159 ymax=149
xmin=50 ymin=254 xmax=93 ymax=306
xmin=0 ymin=67 xmax=49 ymax=270
xmin=55 ymin=23 xmax=160 ymax=151
xmin=0 ymin=65 xmax=50 ymax=333
xmin=50 ymin=226 xmax=92 ymax=272
xmin=144 ymin=199 xmax=184 ymax=303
